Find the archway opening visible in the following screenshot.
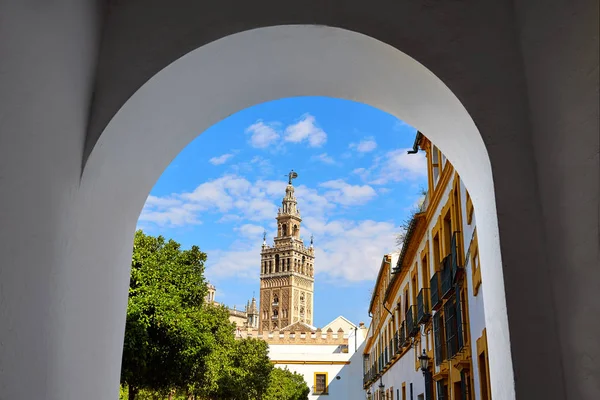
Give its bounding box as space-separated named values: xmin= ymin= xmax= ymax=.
xmin=79 ymin=25 xmax=512 ymax=399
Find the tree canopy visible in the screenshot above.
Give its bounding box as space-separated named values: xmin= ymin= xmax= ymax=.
xmin=264 ymin=367 xmax=310 ymax=400
xmin=121 ymin=230 xmax=310 ymax=400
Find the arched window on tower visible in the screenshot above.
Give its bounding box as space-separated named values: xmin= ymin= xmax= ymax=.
xmin=287 ymin=258 xmax=290 ymax=271
xmin=293 ymin=224 xmax=298 ymax=236
xmin=282 ymin=224 xmax=287 ymax=236
xmin=275 ymin=255 xmax=280 ymax=273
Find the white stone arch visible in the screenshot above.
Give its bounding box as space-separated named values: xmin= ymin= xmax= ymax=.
xmin=76 ymin=25 xmax=514 ymax=399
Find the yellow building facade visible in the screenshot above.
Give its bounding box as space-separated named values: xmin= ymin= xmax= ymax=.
xmin=363 ymin=134 xmax=491 ymax=400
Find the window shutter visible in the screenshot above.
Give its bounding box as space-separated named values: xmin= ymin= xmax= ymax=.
xmin=444 ymin=299 xmax=456 ymax=358
xmin=456 ymin=291 xmax=464 ymax=351
xmin=433 ymin=313 xmax=443 ymax=365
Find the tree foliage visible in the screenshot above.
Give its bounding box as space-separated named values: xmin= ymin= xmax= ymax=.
xmin=121 ymin=230 xmax=279 ymax=400
xmin=264 ymin=367 xmax=310 ymax=400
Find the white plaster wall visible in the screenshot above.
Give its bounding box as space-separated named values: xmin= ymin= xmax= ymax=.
xmin=366 ymin=347 xmax=426 ymax=400
xmin=269 ymin=328 xmax=367 ymax=399
xmin=0 ymin=2 xmax=102 ymax=399
xmin=275 ymin=363 xmax=354 ymax=400
xmin=513 ymin=2 xmax=600 ymax=397
xmin=460 ymin=181 xmax=487 ymax=400
xmin=270 ymin=344 xmax=345 ymax=356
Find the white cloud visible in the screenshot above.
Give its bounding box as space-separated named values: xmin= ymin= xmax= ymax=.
xmin=235 ymin=224 xmax=265 ymax=238
xmin=209 ymin=153 xmax=235 ymax=165
xmin=355 ymin=148 xmax=427 ymax=185
xmin=306 ymin=220 xmax=400 ymax=281
xmin=205 ymin=246 xmax=262 ymax=280
xmin=349 ymin=137 xmax=377 ymax=153
xmin=246 ymin=121 xmax=280 ymax=148
xmin=141 ymin=175 xmax=294 ymax=228
xmin=283 ymin=114 xmax=327 ymax=147
xmin=206 ymin=218 xmax=400 ymax=283
xmin=319 ymin=180 xmax=377 ymax=206
xmin=312 ymin=153 xmax=336 ymax=164
xmin=139 ymin=195 xmax=201 ymax=227
xmin=141 ymin=172 xmax=394 ymax=283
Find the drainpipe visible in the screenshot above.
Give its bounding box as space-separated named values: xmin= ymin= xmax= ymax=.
xmin=407 ymin=131 xmax=423 ymax=154
xmin=382 ymin=302 xmax=394 ymax=318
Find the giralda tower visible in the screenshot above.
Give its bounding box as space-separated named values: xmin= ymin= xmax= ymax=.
xmin=258 ymin=171 xmax=315 ymax=332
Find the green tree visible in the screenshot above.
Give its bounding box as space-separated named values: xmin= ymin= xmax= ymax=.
xmin=264 ymin=367 xmax=310 ymax=400
xmin=121 ymin=231 xmax=279 ymax=400
xmin=121 ymin=230 xmax=209 ymax=399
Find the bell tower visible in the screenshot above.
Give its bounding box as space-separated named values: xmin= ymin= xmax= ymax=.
xmin=259 ymin=171 xmax=315 ymax=332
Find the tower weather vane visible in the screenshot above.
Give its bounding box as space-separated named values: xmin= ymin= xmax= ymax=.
xmin=286 ymin=170 xmax=298 ymax=184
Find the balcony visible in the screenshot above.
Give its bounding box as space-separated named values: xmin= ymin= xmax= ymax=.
xmin=399 ymin=321 xmax=408 ymax=347
xmin=384 ymin=346 xmax=389 ymax=365
xmin=406 ymin=305 xmax=419 ymax=337
xmin=272 ymin=301 xmax=279 ymax=307
xmin=271 ymin=315 xmax=279 ymax=320
xmin=417 ymin=288 xmax=431 ymax=323
xmin=450 ymin=231 xmax=464 ymax=283
xmin=441 ymin=255 xmax=454 ymax=299
xmin=430 ymin=272 xmax=442 ymax=311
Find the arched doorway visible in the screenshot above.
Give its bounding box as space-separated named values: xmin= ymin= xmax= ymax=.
xmin=81 ymin=25 xmax=517 ymax=399
xmin=4 ymin=0 xmax=591 ymax=396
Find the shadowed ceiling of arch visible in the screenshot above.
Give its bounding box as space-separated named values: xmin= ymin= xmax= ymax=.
xmin=86 ymin=0 xmax=497 ymax=162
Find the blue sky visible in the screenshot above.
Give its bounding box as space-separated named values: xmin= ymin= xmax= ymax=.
xmin=138 ymin=96 xmax=427 ymax=327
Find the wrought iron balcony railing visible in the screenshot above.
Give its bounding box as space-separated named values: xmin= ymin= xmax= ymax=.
xmin=441 ymin=255 xmax=454 ymax=299
xmin=430 ymin=272 xmax=442 ymax=311
xmin=406 ymin=305 xmax=419 ymax=337
xmin=399 ymin=321 xmax=408 ymax=347
xmin=450 ymin=231 xmax=464 ymax=283
xmin=417 ymin=288 xmax=431 ymax=323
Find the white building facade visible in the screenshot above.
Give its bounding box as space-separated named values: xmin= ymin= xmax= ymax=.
xmin=264 ymin=320 xmax=369 ymax=400
xmin=364 ymin=136 xmax=491 ymax=400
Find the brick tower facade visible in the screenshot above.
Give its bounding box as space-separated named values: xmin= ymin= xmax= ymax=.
xmin=259 ymin=171 xmax=315 ymax=332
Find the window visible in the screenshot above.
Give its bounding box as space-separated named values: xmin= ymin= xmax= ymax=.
xmin=461 ymin=370 xmax=472 ymax=400
xmin=421 ymin=254 xmax=429 ymax=288
xmin=470 ymin=232 xmax=482 ymax=296
xmin=465 ymin=190 xmax=474 ymax=225
xmin=443 ymin=210 xmax=452 ymax=257
xmin=432 ymin=234 xmax=441 ymax=271
xmin=431 ymin=146 xmax=440 ymax=187
xmin=433 ymin=312 xmax=445 ymax=365
xmin=444 ymin=298 xmax=458 ymax=358
xmin=411 ymin=273 xmax=418 ymax=307
xmin=314 ymin=372 xmax=328 ymax=394
xmin=476 ymin=330 xmax=491 ymax=400
xmin=435 ymin=380 xmax=448 ymax=400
